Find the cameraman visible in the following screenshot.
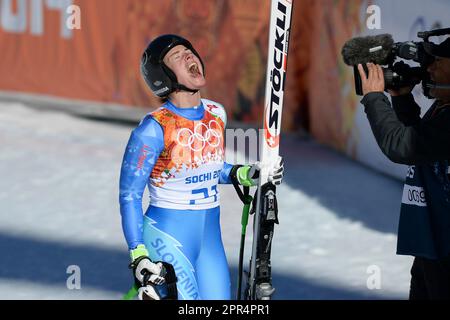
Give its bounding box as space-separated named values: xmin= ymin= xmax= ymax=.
xmin=357 ymin=38 xmax=450 ymax=300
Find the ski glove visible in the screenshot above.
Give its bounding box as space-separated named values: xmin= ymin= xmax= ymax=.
xmin=129 ymin=245 xmax=167 ymax=300
xmin=268 ymin=156 xmax=284 ymax=185
xmin=236 ymin=156 xmax=284 ymax=186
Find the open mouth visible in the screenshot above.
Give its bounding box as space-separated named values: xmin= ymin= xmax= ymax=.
xmin=188 ymin=62 xmax=202 ymax=77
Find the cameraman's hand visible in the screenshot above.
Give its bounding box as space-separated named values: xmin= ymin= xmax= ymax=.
xmin=357 ymin=63 xmax=385 ymax=96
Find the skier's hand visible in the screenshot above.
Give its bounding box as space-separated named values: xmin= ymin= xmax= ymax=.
xmin=268 ymin=156 xmax=284 ymax=186
xmin=129 ymin=245 xmax=166 ymax=287
xmin=132 ymin=257 xmax=166 ymax=286
xmin=137 ymin=284 xmax=161 ymax=300
xmin=236 ymin=156 xmax=284 ymax=187
xmin=236 ymin=162 xmax=261 ymax=187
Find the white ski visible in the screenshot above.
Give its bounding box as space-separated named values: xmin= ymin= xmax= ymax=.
xmin=246 ymin=0 xmax=293 ymax=300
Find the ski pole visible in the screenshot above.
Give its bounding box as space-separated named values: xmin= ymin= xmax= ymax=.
xmin=237 ymin=194 xmax=253 ymax=300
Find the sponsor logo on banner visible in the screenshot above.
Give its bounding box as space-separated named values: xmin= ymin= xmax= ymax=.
xmin=402 ymin=184 xmax=427 ymax=207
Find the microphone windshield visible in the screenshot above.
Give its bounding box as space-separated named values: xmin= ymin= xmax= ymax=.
xmin=342 ymin=34 xmax=394 ymax=66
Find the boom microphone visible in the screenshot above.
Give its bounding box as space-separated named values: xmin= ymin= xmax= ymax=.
xmin=341 ymin=34 xmax=395 ymax=66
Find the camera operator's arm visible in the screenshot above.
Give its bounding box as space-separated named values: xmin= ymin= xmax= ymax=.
xmin=389 ymin=90 xmax=421 ymax=126
xmin=358 ymin=63 xmax=450 ymax=164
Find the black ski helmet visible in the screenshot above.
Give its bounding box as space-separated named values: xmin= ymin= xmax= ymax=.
xmin=140 ymin=34 xmax=205 ymax=98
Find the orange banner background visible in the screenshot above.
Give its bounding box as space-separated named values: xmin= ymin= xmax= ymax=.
xmin=0 ymin=0 xmax=363 ymax=136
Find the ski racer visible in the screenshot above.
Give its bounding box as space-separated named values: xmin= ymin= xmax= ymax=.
xmin=119 ymin=34 xmax=284 ymax=300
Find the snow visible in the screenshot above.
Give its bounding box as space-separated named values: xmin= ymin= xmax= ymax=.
xmin=0 ymin=102 xmax=413 ymax=299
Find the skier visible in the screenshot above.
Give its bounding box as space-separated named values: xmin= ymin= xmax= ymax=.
xmin=119 ymin=34 xmax=284 ymax=300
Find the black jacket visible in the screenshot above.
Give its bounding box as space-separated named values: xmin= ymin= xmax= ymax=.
xmin=361 ymin=92 xmax=450 ymax=259
xmin=362 ymin=92 xmax=450 ymax=164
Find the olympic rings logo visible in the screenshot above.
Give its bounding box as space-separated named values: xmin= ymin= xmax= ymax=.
xmin=176 ymin=120 xmax=222 ymax=152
